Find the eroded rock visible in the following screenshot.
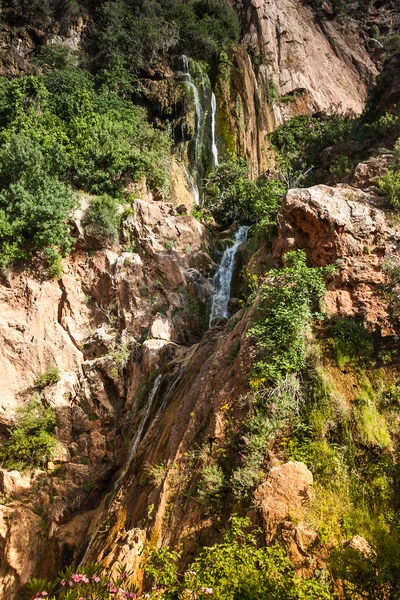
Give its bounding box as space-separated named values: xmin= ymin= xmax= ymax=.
xmin=254 ymin=461 xmax=314 ymax=542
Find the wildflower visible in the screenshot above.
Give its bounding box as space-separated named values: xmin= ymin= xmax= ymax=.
xmin=41 ymin=593 xmax=48 ymax=598
xmin=202 ymin=588 xmax=213 ymax=594
xmin=82 ymin=575 xmax=89 ymax=584
xmin=72 ymin=574 xmax=83 ymax=583
xmin=92 ymin=575 xmax=101 ymax=583
xmin=60 ymin=579 xmax=67 ymax=587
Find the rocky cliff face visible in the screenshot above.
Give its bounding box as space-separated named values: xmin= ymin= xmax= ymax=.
xmin=0 ymin=2 xmax=399 ymax=599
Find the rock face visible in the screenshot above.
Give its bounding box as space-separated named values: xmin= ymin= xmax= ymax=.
xmin=241 ymin=0 xmax=378 ymax=117
xmin=0 ymin=197 xmax=214 ymax=598
xmin=254 ymin=462 xmax=314 ymax=542
xmin=274 ymin=184 xmax=396 ymax=328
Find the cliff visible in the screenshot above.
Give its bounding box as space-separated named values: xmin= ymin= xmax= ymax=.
xmin=0 ymin=1 xmax=399 ymax=599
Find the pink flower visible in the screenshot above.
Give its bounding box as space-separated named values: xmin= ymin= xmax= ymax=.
xmin=202 ymin=588 xmax=213 ymax=595
xmin=92 ymin=575 xmax=101 ymax=583
xmin=82 ymin=575 xmax=89 ymax=584
xmin=60 ymin=579 xmax=67 ymax=587
xmin=72 ymin=574 xmax=83 ymax=583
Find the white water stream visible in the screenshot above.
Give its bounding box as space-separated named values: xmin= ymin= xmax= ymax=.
xmin=211 ymin=92 xmax=219 ymax=167
xmin=209 ymin=226 xmax=250 ymax=326
xmin=180 ymin=56 xmax=203 ymax=204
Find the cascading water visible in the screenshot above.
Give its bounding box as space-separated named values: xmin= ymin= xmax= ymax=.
xmin=178 ymin=56 xmax=220 ymax=204
xmin=209 ymin=226 xmax=250 ymax=326
xmin=211 ymin=92 xmax=219 ymax=167
xmin=180 ymin=56 xmax=204 ymax=204
xmin=80 ymin=373 xmax=163 ymax=565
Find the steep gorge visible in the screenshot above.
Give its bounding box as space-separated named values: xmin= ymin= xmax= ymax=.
xmin=0 ymin=1 xmax=400 ymax=599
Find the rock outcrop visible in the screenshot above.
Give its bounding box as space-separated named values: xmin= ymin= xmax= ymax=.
xmin=274 ymin=184 xmax=397 ymax=328
xmin=254 ymin=461 xmax=314 ymax=542
xmin=0 ymin=197 xmax=214 ymax=598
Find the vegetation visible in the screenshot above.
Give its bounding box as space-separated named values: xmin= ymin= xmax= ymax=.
xmin=28 ymin=518 xmax=332 ymax=598
xmin=0 ymin=69 xmax=170 ymax=271
xmin=0 ymin=397 xmax=57 ymax=470
xmin=35 ymin=366 xmax=60 ymax=389
xmin=205 ymin=158 xmax=285 ymax=228
xmin=249 ymin=250 xmax=335 ymax=382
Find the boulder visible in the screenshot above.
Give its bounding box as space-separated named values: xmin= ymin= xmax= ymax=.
xmin=254 ymin=462 xmax=313 ymax=542
xmin=273 ymin=184 xmax=397 ymax=328
xmin=0 ymin=470 xmax=31 ymax=498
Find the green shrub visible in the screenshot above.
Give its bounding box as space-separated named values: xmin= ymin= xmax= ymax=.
xmin=205 ymin=158 xmax=285 ymax=228
xmin=34 ymin=45 xmax=79 ymax=72
xmin=329 ymin=318 xmax=374 ymax=368
xmin=144 ymin=516 xmax=333 ymax=599
xmin=0 ymin=397 xmax=57 ymax=470
xmin=249 ymin=250 xmax=335 ymax=382
xmin=35 ymin=366 xmax=60 ymax=389
xmin=83 ymin=195 xmax=121 ymax=245
xmin=355 ymin=402 xmax=392 ymax=450
xmin=379 ymin=168 xmax=400 ymax=209
xmin=197 ymin=463 xmax=226 ymax=505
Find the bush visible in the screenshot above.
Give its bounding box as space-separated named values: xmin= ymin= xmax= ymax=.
xmin=379 ymin=168 xmax=400 ymax=209
xmin=329 ymin=318 xmax=374 ymax=368
xmin=197 ymin=463 xmax=226 ymax=505
xmin=205 ymin=158 xmax=285 ymax=227
xmin=83 ymin=195 xmax=121 ymax=246
xmin=0 ymin=397 xmax=57 ymax=470
xmin=143 ymin=516 xmax=333 ymax=599
xmin=35 ymin=366 xmax=60 ymax=389
xmin=249 ymin=250 xmax=335 ymax=382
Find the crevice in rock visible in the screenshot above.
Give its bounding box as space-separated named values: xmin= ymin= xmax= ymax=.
xmin=57 ymin=279 xmax=84 ymax=355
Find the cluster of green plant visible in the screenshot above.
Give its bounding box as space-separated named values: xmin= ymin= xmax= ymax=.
xmin=269 ymin=103 xmax=399 ymax=189
xmin=143 ymin=515 xmax=332 ymax=599
xmin=0 ymin=397 xmax=57 ymax=470
xmin=27 ymin=563 xmax=138 ymax=600
xmin=0 ymin=70 xmax=170 ymax=270
xmin=204 ymin=158 xmax=286 ymax=228
xmin=249 ymin=250 xmax=335 ymax=382
xmin=2 ymin=0 xmax=88 ymax=22
xmin=35 ymin=365 xmax=60 ymax=389
xmin=83 ymin=195 xmax=122 ymax=245
xmin=90 ymin=0 xmax=239 ymax=73
xmin=230 ymin=375 xmax=302 ymax=498
xmin=328 ymin=318 xmax=375 ymax=368
xmin=381 ymin=249 xmax=400 ymax=322
xmin=379 ymin=139 xmax=400 ymax=208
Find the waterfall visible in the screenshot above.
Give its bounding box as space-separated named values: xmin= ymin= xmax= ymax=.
xmin=211 ymin=92 xmax=219 ymax=167
xmin=180 ymin=56 xmax=204 ymax=205
xmin=80 ymin=373 xmax=163 ymax=565
xmin=114 ymin=374 xmax=162 ymax=488
xmin=209 ymin=226 xmax=250 ymax=326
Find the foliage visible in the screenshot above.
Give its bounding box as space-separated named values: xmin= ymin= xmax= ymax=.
xmin=35 ymin=366 xmax=60 ymax=389
xmin=379 ymin=168 xmax=400 ymax=209
xmin=231 ymin=375 xmax=302 ymax=498
xmin=269 ymin=101 xmax=399 ymax=189
xmin=0 ymin=132 xmax=76 ymax=270
xmin=143 ymin=515 xmax=332 ymax=599
xmin=205 ymin=158 xmax=285 ymax=228
xmin=34 ymin=45 xmax=79 ymax=72
xmin=249 ymin=250 xmax=335 ymax=382
xmin=0 ymin=397 xmax=57 ymax=470
xmin=329 ymin=318 xmax=374 ymax=368
xmin=27 ymin=563 xmax=138 ymax=599
xmin=197 ymin=463 xmax=226 ymax=505
xmin=90 ymin=0 xmax=239 ymax=73
xmin=0 ymin=69 xmax=171 ymax=269
xmin=145 ymin=461 xmax=168 ymax=487
xmin=83 ymin=195 xmax=121 ymax=245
